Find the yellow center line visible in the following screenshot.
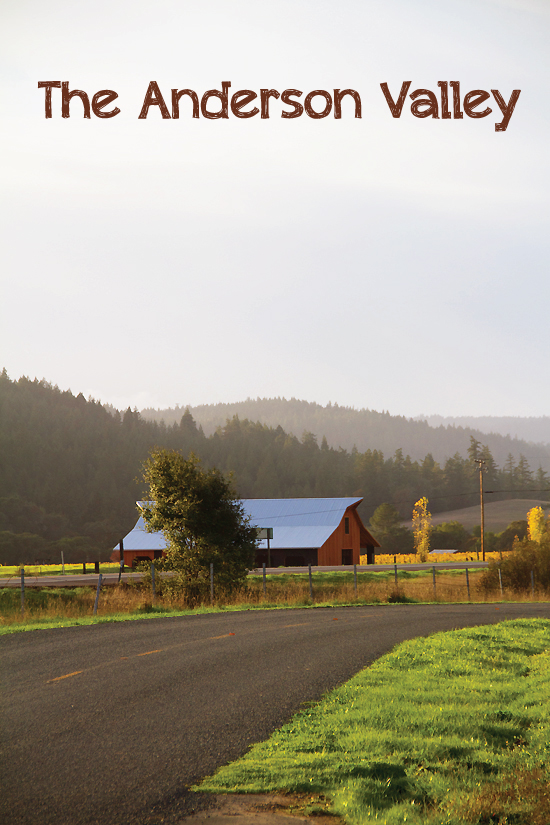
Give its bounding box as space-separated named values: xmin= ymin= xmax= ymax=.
xmin=47 ymin=670 xmax=83 ymax=683
xmin=46 ymin=633 xmax=236 ymax=683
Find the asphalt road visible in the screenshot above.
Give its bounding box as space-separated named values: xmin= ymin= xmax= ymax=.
xmin=2 ymin=603 xmax=549 ymax=825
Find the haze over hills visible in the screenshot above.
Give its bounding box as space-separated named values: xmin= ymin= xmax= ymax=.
xmin=141 ymin=398 xmax=550 ymax=474
xmin=415 ymin=416 xmax=550 ymax=447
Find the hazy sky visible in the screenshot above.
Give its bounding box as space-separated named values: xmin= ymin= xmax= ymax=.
xmin=1 ymin=0 xmax=548 ymax=417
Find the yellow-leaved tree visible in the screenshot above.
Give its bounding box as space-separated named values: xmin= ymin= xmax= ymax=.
xmin=412 ymin=496 xmax=432 ymax=562
xmin=527 ymin=506 xmax=546 ymax=543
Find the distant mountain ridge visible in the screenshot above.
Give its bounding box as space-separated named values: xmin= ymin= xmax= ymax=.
xmin=415 ymin=415 xmax=550 ymax=446
xmin=141 ymin=398 xmax=550 ymax=473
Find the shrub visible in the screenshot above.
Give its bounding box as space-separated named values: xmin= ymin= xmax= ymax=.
xmin=480 ymin=536 xmax=550 ymax=593
xmin=497 ymin=519 xmax=528 ymax=552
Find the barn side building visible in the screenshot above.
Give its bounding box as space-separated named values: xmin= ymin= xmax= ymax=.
xmin=114 ymin=497 xmax=379 ymax=568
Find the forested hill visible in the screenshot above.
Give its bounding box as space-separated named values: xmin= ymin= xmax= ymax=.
xmin=142 ymin=398 xmax=550 ymax=473
xmin=1 ymin=372 xmax=549 ymax=563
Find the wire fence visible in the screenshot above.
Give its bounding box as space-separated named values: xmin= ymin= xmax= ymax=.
xmin=9 ymin=560 xmax=546 ymax=618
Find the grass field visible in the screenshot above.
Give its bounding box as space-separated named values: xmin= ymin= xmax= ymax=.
xmin=197 ymin=618 xmax=550 ymax=825
xmin=0 ymin=554 xmax=500 ymax=577
xmin=0 ymin=563 xmax=121 ymax=577
xmin=1 ymin=568 xmax=548 ymax=634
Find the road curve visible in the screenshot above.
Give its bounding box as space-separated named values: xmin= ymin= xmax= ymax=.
xmin=2 ymin=603 xmax=549 ymax=825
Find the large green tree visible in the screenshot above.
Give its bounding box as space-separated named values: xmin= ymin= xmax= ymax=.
xmin=140 ymin=449 xmax=258 ymax=601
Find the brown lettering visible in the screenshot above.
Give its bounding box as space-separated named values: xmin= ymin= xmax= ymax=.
xmin=463 ymin=90 xmax=491 ymax=119
xmin=410 ymin=89 xmax=439 ymax=118
xmin=62 ymin=82 xmax=90 ymax=118
xmin=230 ymin=90 xmax=259 ymax=118
xmin=281 ymin=89 xmax=303 ymax=118
xmin=449 ymin=81 xmax=463 ymax=119
xmin=260 ymin=89 xmax=280 ymax=118
xmin=304 ymin=90 xmax=332 ymax=119
xmin=201 ymin=81 xmax=231 ymax=119
xmin=334 ymin=89 xmax=361 ymax=119
xmin=380 ymin=82 xmax=412 ymax=118
xmin=171 ymin=89 xmax=199 ymax=118
xmin=437 ymin=81 xmax=451 ymax=119
xmin=491 ymin=89 xmax=521 ymax=132
xmin=138 ymin=81 xmax=171 ymax=119
xmin=91 ymin=90 xmax=120 ymax=118
xmin=38 ymin=81 xmax=61 ymax=118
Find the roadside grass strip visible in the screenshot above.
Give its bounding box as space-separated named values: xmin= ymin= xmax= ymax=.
xmin=1 ymin=570 xmax=545 ymax=634
xmin=197 ymin=619 xmax=550 ymax=825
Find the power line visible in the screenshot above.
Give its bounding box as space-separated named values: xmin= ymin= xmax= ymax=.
xmin=357 ymin=489 xmax=550 ymax=511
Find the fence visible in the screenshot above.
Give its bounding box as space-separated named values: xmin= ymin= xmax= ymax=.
xmin=10 ymin=561 xmax=542 ymax=616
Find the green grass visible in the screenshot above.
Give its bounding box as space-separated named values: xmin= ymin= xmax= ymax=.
xmin=197 ymin=619 xmax=550 ymax=824
xmin=0 ymin=605 xmax=237 ymax=634
xmin=0 ymin=597 xmax=436 ymax=636
xmin=258 ymin=570 xmax=443 ymax=584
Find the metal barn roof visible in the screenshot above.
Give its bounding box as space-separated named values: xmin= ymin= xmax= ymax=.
xmin=242 ymin=498 xmax=362 ymax=549
xmin=119 ymin=515 xmax=168 ymax=551
xmin=120 ymin=497 xmax=362 ymax=552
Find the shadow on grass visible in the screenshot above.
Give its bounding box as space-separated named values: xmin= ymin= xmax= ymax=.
xmin=346 ymin=763 xmax=429 ymax=811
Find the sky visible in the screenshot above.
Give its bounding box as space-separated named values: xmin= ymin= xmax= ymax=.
xmin=1 ymin=0 xmax=548 ymax=418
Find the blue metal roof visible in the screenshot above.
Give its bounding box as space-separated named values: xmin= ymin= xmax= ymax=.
xmin=120 ymin=515 xmax=168 ymax=551
xmin=120 ymin=497 xmax=362 ymax=552
xmin=241 ymin=498 xmax=362 ymax=549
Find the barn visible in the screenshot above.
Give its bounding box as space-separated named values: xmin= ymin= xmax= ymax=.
xmin=114 ymin=497 xmax=379 ymax=568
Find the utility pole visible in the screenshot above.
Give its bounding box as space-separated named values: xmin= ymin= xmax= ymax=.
xmin=475 ymin=459 xmax=487 ymax=561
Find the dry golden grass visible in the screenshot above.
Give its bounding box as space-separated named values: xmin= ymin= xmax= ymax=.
xmin=451 ymin=768 xmax=550 ymax=825
xmin=1 ymin=568 xmax=548 ymax=629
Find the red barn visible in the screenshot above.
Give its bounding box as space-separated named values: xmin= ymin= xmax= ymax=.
xmin=114 ymin=497 xmax=379 ymax=568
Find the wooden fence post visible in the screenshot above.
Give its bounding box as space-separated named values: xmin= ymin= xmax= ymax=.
xmin=308 ymin=564 xmax=313 ymax=601
xmin=465 ymin=567 xmax=470 ymax=601
xmin=20 ymin=568 xmax=25 ymax=616
xmin=210 ymin=563 xmax=214 ymax=604
xmin=498 ymin=567 xmax=503 ymax=597
xmin=531 ymin=570 xmax=535 ymax=597
xmin=432 ymin=566 xmax=436 ymax=598
xmin=93 ymin=574 xmax=103 ymax=616
xmin=151 ymin=562 xmax=156 ymax=603
xmin=262 ymin=563 xmax=266 ymax=596
xmin=353 ymin=564 xmax=358 ymax=596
